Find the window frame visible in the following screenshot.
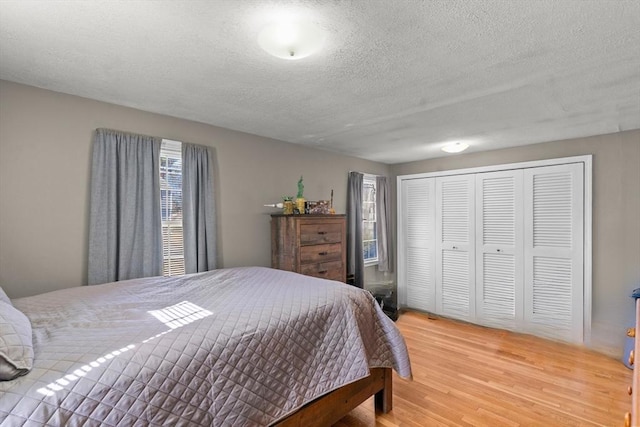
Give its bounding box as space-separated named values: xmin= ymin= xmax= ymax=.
xmin=362 ymin=174 xmax=378 ymax=267
xmin=160 ymin=139 xmax=185 ymax=277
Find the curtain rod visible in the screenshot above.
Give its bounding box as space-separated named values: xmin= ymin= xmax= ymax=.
xmin=348 ymin=171 xmax=385 ymax=177
xmin=96 ymin=128 xmax=214 ymax=151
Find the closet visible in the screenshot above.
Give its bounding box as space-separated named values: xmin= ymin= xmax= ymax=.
xmin=397 ymin=157 xmax=590 ymax=344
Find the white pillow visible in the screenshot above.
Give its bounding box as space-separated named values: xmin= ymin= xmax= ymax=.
xmin=0 ymin=301 xmax=34 ymax=380
xmin=0 ymin=287 xmax=11 ymax=306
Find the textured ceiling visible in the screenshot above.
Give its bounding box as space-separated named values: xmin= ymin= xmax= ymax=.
xmin=1 ymin=0 xmax=639 ymax=164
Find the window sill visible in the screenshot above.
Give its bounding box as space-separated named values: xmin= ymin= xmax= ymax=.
xmin=364 ymin=260 xmax=379 ymax=268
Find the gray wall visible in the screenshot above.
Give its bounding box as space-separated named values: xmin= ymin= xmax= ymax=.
xmin=2 ymin=80 xmax=638 ymax=357
xmin=391 ymin=130 xmax=640 ymax=356
xmin=0 ymin=80 xmax=390 ymax=298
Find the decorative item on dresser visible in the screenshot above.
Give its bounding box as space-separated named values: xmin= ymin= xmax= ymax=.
xmin=271 ymin=214 xmax=347 ymax=283
xmin=626 ymin=296 xmax=640 ymax=426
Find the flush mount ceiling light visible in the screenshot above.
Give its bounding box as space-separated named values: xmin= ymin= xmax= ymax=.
xmin=258 ymin=20 xmax=326 ymax=60
xmin=441 ymin=141 xmax=470 ymax=153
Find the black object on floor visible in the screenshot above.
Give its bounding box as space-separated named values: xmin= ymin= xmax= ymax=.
xmin=372 ymin=289 xmax=398 ymax=321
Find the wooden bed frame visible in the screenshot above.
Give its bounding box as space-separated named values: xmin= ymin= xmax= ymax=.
xmin=273 ymin=367 xmax=392 ymax=426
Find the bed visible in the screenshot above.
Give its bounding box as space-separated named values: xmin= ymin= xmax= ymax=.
xmin=0 ymin=267 xmax=411 ymax=426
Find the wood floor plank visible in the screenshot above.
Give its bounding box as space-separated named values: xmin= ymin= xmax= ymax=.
xmin=333 ymin=311 xmax=631 ymax=427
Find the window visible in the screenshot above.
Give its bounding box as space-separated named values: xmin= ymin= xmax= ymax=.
xmin=160 ymin=140 xmax=185 ymax=276
xmin=363 ymin=175 xmax=377 ymax=265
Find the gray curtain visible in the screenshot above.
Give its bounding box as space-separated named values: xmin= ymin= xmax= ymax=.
xmin=182 ymin=143 xmax=217 ymax=273
xmin=376 ymin=176 xmax=393 ymax=272
xmin=347 ymin=171 xmax=364 ymax=288
xmin=88 ymin=129 xmax=162 ymax=285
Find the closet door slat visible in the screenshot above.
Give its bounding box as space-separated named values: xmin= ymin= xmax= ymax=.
xmin=403 ymin=178 xmax=436 ymax=312
xmin=436 ymin=175 xmax=475 ymax=322
xmin=524 ymin=163 xmax=584 ymax=343
xmin=475 ymin=170 xmax=524 ymax=331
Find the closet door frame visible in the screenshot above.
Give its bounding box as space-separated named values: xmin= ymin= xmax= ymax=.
xmin=397 ymin=155 xmax=592 ymax=344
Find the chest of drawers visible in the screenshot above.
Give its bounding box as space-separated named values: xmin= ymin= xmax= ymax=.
xmin=271 ymin=214 xmax=347 ymax=283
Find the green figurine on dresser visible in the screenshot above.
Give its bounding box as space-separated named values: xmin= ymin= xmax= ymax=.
xmin=295 ymin=175 xmax=305 ymax=214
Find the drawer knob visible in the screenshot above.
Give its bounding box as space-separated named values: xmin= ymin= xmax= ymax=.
xmin=628 ymin=327 xmax=636 ymax=338
xmin=317 ymin=270 xmax=328 ymax=274
xmin=625 ymin=412 xmax=631 ymax=427
xmin=628 ymin=385 xmax=633 ymax=396
xmin=317 ymin=231 xmax=327 ymax=235
xmin=318 ymin=251 xmax=328 ymax=256
xmin=630 ymin=350 xmax=635 ymax=366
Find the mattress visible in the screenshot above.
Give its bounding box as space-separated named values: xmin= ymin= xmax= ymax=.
xmin=0 ymin=267 xmax=411 ymax=426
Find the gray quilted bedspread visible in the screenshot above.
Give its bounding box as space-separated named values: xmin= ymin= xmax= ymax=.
xmin=0 ymin=267 xmax=411 ymax=426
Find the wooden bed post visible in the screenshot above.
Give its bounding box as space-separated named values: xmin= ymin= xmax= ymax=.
xmin=273 ymin=367 xmax=393 ymax=426
xmin=374 ymin=366 xmax=393 ymax=413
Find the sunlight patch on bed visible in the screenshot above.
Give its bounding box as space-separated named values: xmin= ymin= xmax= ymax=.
xmin=36 ymin=302 xmax=211 ymax=398
xmin=147 ymin=301 xmax=213 ymax=330
xmin=36 ymin=344 xmax=135 ymax=397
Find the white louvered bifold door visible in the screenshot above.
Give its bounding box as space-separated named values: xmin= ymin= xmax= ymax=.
xmin=436 ymin=175 xmax=475 ymax=322
xmin=475 ymin=170 xmax=524 ymax=330
xmin=402 ymin=178 xmax=436 ymax=312
xmin=524 ymin=163 xmax=584 ymax=343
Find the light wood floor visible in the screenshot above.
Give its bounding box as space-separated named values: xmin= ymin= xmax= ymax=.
xmin=334 ymin=311 xmax=631 ymax=427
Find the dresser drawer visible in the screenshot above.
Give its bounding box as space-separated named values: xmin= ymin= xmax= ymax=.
xmin=300 ymin=243 xmax=342 ymax=263
xmin=300 ymin=223 xmax=343 ymax=245
xmin=272 ymin=214 xmax=346 ymax=283
xmin=300 ymin=261 xmax=343 ymax=281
